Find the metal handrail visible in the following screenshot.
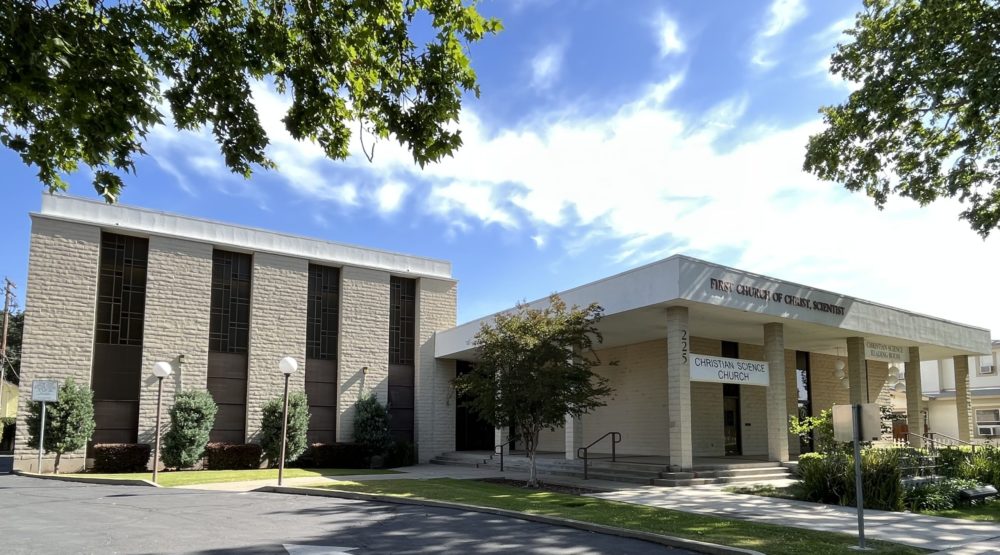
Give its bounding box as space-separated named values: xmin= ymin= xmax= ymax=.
xmin=495 ymin=437 xmax=516 ymax=472
xmin=926 ymin=432 xmax=976 ymax=453
xmin=576 ymin=431 xmax=621 ymax=480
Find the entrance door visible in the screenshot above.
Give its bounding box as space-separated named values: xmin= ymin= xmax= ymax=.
xmin=723 ymin=384 xmax=742 ymax=456
xmin=455 ymin=361 xmax=494 ymax=451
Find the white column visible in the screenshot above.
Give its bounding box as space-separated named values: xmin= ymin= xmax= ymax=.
xmin=847 ymin=337 xmax=868 ymax=404
xmin=905 ymin=346 xmax=923 ymax=446
xmin=495 ymin=427 xmax=509 ymax=453
xmin=954 ymin=356 xmax=973 ymax=442
xmin=667 ymin=306 xmax=692 ymax=471
xmin=764 ymin=323 xmax=789 ymax=462
xmin=564 ymin=414 xmax=582 ymax=460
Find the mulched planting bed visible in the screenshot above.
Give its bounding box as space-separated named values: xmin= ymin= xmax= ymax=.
xmin=477 ymin=477 xmax=605 ymax=495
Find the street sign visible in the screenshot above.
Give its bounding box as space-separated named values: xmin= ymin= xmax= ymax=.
xmin=832 ymin=403 xmax=880 ymax=442
xmin=31 ymin=379 xmax=59 ymax=402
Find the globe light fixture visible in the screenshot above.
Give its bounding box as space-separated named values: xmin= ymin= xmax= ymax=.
xmin=151 ymin=361 xmax=173 ymax=484
xmin=840 ymin=377 xmax=850 ymax=390
xmin=894 ymin=381 xmax=906 ymax=393
xmin=834 ymin=359 xmax=846 ymax=372
xmin=277 ymin=356 xmax=298 ymax=486
xmin=834 ymin=368 xmax=846 ymax=380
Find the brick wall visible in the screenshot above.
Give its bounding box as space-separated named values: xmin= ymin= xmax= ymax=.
xmin=414 ymin=277 xmax=458 ymax=462
xmin=137 ymin=236 xmax=213 ymax=455
xmin=337 ymin=266 xmax=390 ymax=441
xmin=14 ymin=218 xmax=101 ymax=472
xmin=246 ymin=253 xmax=309 ymax=443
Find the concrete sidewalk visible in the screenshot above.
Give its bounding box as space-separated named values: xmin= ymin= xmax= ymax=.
xmin=590 ymin=486 xmax=1000 ymax=554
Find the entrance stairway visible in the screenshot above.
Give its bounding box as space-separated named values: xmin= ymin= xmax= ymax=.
xmin=429 ymin=451 xmax=793 ymax=487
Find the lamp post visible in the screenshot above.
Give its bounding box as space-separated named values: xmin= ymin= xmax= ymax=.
xmin=277 ymin=356 xmax=298 ymax=486
xmin=151 ymin=361 xmax=173 ymax=484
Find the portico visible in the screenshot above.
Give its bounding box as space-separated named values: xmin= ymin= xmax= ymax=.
xmin=435 ymin=255 xmax=991 ymax=470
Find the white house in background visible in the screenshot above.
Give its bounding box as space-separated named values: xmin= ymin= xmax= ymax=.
xmin=893 ymin=341 xmax=1000 ymax=442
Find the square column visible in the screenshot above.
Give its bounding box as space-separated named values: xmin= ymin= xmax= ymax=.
xmin=565 ymin=414 xmax=582 ymax=460
xmin=495 ymin=427 xmax=510 ymax=454
xmin=667 ymin=306 xmax=692 ymax=471
xmin=905 ymin=347 xmax=923 ymax=446
xmin=764 ymin=323 xmax=788 ymax=462
xmin=847 ymin=337 xmax=868 ymax=404
xmin=954 ymin=356 xmax=973 ymax=442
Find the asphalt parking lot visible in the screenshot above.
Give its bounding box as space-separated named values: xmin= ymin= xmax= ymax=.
xmin=0 ymin=475 xmax=693 ymax=554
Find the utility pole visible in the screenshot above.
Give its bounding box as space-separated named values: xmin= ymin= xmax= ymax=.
xmin=0 ymin=278 xmax=15 ymax=416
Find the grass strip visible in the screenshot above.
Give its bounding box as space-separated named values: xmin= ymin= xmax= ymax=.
xmin=66 ymin=468 xmax=398 ymax=488
xmin=313 ymin=478 xmax=927 ymax=555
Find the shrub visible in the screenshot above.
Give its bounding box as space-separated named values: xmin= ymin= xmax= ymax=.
xmin=204 ymin=443 xmax=262 ymax=470
xmin=353 ymin=393 xmax=392 ymax=454
xmin=936 ymin=447 xmax=970 ymax=478
xmin=789 ymin=409 xmax=841 ymax=454
xmin=161 ymin=390 xmax=217 ymax=469
xmin=904 ymin=477 xmax=984 ymax=511
xmin=92 ymin=443 xmax=152 ymax=473
xmin=259 ymin=391 xmax=310 ymax=467
xmin=384 ymin=440 xmax=416 ymax=468
xmin=961 ymin=446 xmax=1000 ymax=487
xmin=799 ymin=448 xmax=903 ymax=510
xmin=301 ymin=443 xmax=369 ymax=469
xmin=25 ymin=378 xmax=96 ymax=473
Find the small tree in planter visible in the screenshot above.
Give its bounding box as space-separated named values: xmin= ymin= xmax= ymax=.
xmin=162 ymin=390 xmax=218 ymax=469
xmin=25 ymin=378 xmax=96 ymax=473
xmin=260 ymin=391 xmax=309 ymax=466
xmin=353 ymin=393 xmax=392 ymax=464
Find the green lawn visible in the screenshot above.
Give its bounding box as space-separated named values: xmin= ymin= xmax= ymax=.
xmin=312 ymin=478 xmax=927 ymax=555
xmin=67 ymin=467 xmax=398 ymax=488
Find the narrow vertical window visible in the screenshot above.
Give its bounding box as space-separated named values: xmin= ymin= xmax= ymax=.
xmin=91 ymin=233 xmax=148 ymax=447
xmin=388 ymin=277 xmax=416 ymax=443
xmin=305 ymin=264 xmax=339 ymax=444
xmin=207 ymin=250 xmax=252 ymax=443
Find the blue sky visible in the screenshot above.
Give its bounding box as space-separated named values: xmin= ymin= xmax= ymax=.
xmin=3 ymin=0 xmax=999 ymax=334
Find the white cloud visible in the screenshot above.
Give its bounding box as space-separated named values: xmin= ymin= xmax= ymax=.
xmin=655 ymin=12 xmax=685 ymax=57
xmin=530 ymin=43 xmax=565 ymax=90
xmin=752 ymin=0 xmax=807 ymax=69
xmin=373 ymin=180 xmax=408 ymax=214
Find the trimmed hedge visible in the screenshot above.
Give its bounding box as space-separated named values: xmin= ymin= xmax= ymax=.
xmin=92 ymin=443 xmax=152 ymax=473
xmin=298 ymin=443 xmax=369 ymax=469
xmin=204 ymin=443 xmax=262 ymax=470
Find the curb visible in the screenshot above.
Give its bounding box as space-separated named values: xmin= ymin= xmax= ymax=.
xmin=256 ymin=485 xmax=764 ymax=555
xmin=15 ymin=470 xmax=160 ymax=487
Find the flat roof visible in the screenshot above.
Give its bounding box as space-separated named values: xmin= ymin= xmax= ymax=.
xmin=34 ymin=194 xmax=453 ymax=280
xmin=436 ymin=255 xmax=991 ymax=360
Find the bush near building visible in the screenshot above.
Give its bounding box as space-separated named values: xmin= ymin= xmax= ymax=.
xmin=92 ymin=443 xmax=152 ymax=473
xmin=204 ymin=443 xmax=262 ymax=470
xmin=934 ymin=446 xmax=1000 ymax=488
xmin=259 ymin=391 xmax=309 ymax=466
xmin=296 ymin=443 xmax=369 ymax=469
xmin=161 ymin=390 xmax=217 ymax=469
xmin=353 ymin=393 xmax=392 ymax=457
xmin=904 ymin=477 xmax=986 ymax=511
xmin=798 ymin=449 xmax=903 ymax=511
xmin=25 ymin=378 xmax=96 ymax=473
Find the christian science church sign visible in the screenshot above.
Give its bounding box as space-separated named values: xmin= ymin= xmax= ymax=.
xmin=690 ymin=354 xmax=769 ymax=386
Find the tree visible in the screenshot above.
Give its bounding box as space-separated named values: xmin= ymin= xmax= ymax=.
xmin=353 ymin=393 xmax=392 ymax=455
xmin=259 ymin=391 xmax=310 ymax=466
xmin=0 ymin=1 xmax=501 ymax=201
xmin=2 ymin=309 xmax=22 ymax=386
xmin=25 ymin=378 xmax=96 ymax=473
xmin=804 ymin=0 xmax=1000 ymax=236
xmin=161 ymin=390 xmax=217 ymax=469
xmin=454 ymin=295 xmax=614 ymax=488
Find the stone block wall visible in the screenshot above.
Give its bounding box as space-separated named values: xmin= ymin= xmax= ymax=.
xmin=414 ymin=277 xmax=458 ymax=462
xmin=737 ymin=343 xmax=768 ymax=456
xmin=690 ymin=337 xmax=722 ymax=456
xmin=14 ymin=218 xmax=101 ymax=472
xmin=246 ymin=253 xmax=309 ymax=442
xmin=337 ymin=267 xmax=390 ymax=441
xmin=137 ymin=236 xmax=214 ymax=452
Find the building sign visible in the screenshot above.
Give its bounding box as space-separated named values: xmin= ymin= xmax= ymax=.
xmin=709 ymin=278 xmax=845 ymax=316
xmin=690 ymin=354 xmax=769 ymax=386
xmin=31 ymin=379 xmax=59 ymax=402
xmin=864 ymin=341 xmax=909 ymax=363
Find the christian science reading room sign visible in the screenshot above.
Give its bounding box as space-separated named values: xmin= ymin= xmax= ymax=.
xmin=690 ymin=354 xmax=770 ymax=386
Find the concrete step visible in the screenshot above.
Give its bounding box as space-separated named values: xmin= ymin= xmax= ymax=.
xmin=691 ymin=467 xmax=791 ymax=479
xmin=589 ymin=461 xmax=670 ymax=473
xmin=691 ymin=461 xmax=782 ymax=471
xmin=653 ymin=478 xmax=716 ymax=487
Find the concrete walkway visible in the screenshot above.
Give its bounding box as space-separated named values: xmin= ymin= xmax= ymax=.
xmin=590 ymin=486 xmax=1000 ymax=554
xmin=184 ymin=464 xmax=1000 ymax=554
